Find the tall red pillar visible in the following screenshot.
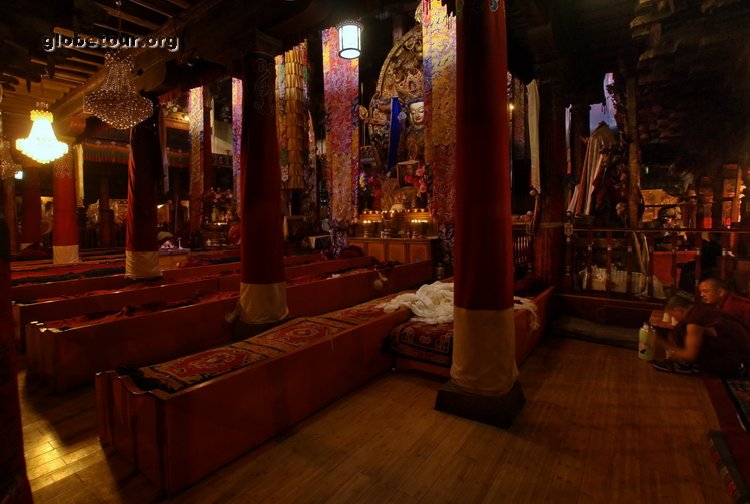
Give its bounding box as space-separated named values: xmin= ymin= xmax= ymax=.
xmin=125 ymin=99 xmax=161 ymax=279
xmin=98 ymin=175 xmax=114 ymax=248
xmin=237 ymin=53 xmax=288 ymax=328
xmin=0 ymin=215 xmax=32 ymax=504
xmin=2 ymin=178 xmax=17 ymax=255
xmin=435 ymin=0 xmax=524 ymax=427
xmin=535 ymin=65 xmax=567 ymax=286
xmin=52 ymin=152 xmax=79 ymax=264
xmin=20 ymin=167 xmax=41 ymax=250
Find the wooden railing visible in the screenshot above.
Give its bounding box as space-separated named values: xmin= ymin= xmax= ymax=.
xmin=512 ymin=221 xmax=534 ymax=279
xmin=563 ymin=226 xmax=750 ymax=300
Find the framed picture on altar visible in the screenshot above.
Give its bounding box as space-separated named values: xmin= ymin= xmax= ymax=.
xmin=397 ymin=160 xmax=419 ymax=188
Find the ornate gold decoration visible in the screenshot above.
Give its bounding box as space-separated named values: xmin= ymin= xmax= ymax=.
xmin=367 ymin=26 xmax=424 ymax=170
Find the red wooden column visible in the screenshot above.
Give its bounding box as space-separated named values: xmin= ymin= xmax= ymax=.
xmin=2 ymin=177 xmax=17 ymax=255
xmin=534 ymin=63 xmax=567 ymax=286
xmin=237 ymin=53 xmax=287 ymax=328
xmin=20 ymin=166 xmax=41 ymax=250
xmin=434 ymin=0 xmax=524 ymax=427
xmin=0 ymin=215 xmax=32 ymax=504
xmin=125 ymin=99 xmax=161 ymax=279
xmin=98 ymin=175 xmax=114 ymax=247
xmin=52 ymin=152 xmax=80 ymax=264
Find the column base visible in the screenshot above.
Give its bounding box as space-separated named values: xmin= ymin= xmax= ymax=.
xmin=435 ymin=380 xmax=525 ymax=428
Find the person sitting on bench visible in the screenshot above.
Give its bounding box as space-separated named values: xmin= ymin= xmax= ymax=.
xmin=652 ymin=294 xmax=750 ymax=377
xmin=699 ymin=277 xmax=750 ymax=330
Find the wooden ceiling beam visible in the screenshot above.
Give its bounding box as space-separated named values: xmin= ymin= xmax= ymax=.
xmin=51 ymin=28 xmax=109 ymax=58
xmin=5 ymin=88 xmax=66 ymax=102
xmin=30 ymin=59 xmax=98 ymax=76
xmin=163 ymin=0 xmax=191 ymax=9
xmin=93 ymin=22 xmax=145 ymax=38
xmin=68 ymin=56 xmax=103 ymax=68
xmin=127 ymin=0 xmax=180 ymax=18
xmin=45 ymin=70 xmax=88 ymax=83
xmin=97 ymin=3 xmax=160 ymax=30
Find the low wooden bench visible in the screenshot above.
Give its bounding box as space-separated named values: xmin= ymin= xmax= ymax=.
xmin=11 ymin=261 xmax=238 ymax=303
xmin=28 ymin=261 xmax=432 ymax=392
xmin=388 ymin=286 xmax=554 ymax=377
xmin=10 ymin=253 xmax=325 ymax=303
xmin=96 ymin=294 xmax=414 ymax=494
xmin=13 ymin=256 xmax=375 ymax=348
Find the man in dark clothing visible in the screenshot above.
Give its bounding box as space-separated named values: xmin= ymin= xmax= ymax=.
xmin=652 ymin=295 xmax=750 ymax=377
xmin=699 ymin=277 xmax=750 ymax=330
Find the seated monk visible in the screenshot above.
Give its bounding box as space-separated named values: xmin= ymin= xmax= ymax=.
xmin=699 ymin=277 xmax=750 ymax=330
xmin=652 ymin=295 xmax=750 ymax=377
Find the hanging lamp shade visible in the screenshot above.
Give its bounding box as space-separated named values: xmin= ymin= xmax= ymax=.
xmin=84 ymin=51 xmax=153 ymax=130
xmin=337 ymin=20 xmax=363 ymax=59
xmin=15 ymin=104 xmax=69 ymax=164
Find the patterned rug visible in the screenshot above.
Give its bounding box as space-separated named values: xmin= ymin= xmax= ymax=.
xmin=129 ymin=294 xmax=399 ymax=393
xmin=709 ymin=431 xmax=750 ymax=504
xmin=388 ymin=321 xmax=452 ymax=367
xmin=725 ymin=379 xmax=750 ymax=432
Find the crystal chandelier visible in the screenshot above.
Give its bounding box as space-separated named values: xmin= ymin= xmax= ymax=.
xmin=84 ymin=51 xmax=153 ymax=130
xmin=0 ymin=137 xmax=22 ymax=180
xmin=15 ymin=103 xmax=69 ymax=164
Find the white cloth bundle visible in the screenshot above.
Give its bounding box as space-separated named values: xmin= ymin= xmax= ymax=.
xmin=379 ymin=281 xmax=540 ymax=329
xmin=379 ymin=281 xmax=455 ymax=324
xmin=514 ymin=296 xmax=539 ymax=331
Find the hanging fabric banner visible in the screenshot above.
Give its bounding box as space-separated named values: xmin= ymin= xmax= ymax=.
xmin=421 ymin=0 xmax=457 ymax=265
xmin=188 ymin=87 xmax=204 ymax=231
xmin=322 ymin=27 xmax=360 ymax=224
xmin=73 ymin=143 xmax=84 ymax=207
xmin=232 ymin=77 xmax=243 ymax=212
xmin=527 ymin=79 xmax=541 ymax=193
xmin=275 ymin=41 xmax=310 ymax=190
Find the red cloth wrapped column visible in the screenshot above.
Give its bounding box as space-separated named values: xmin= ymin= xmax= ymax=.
xmin=126 ymin=100 xmax=161 ymax=279
xmin=52 ymin=152 xmax=79 ymax=264
xmin=2 ymin=179 xmax=17 ymax=254
xmin=238 ymin=53 xmax=287 ymax=324
xmin=0 ymin=216 xmax=32 ymax=503
xmin=20 ymin=167 xmax=41 ymax=250
xmin=435 ymin=1 xmax=523 ymax=427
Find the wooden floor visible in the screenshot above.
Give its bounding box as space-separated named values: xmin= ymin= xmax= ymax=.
xmin=18 ymin=336 xmax=730 ymax=504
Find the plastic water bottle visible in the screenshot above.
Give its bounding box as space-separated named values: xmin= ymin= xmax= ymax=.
xmin=638 ymin=323 xmax=655 ymax=361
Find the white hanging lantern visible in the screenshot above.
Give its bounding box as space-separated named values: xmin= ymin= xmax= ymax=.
xmin=337 ymin=20 xmax=363 ymax=59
